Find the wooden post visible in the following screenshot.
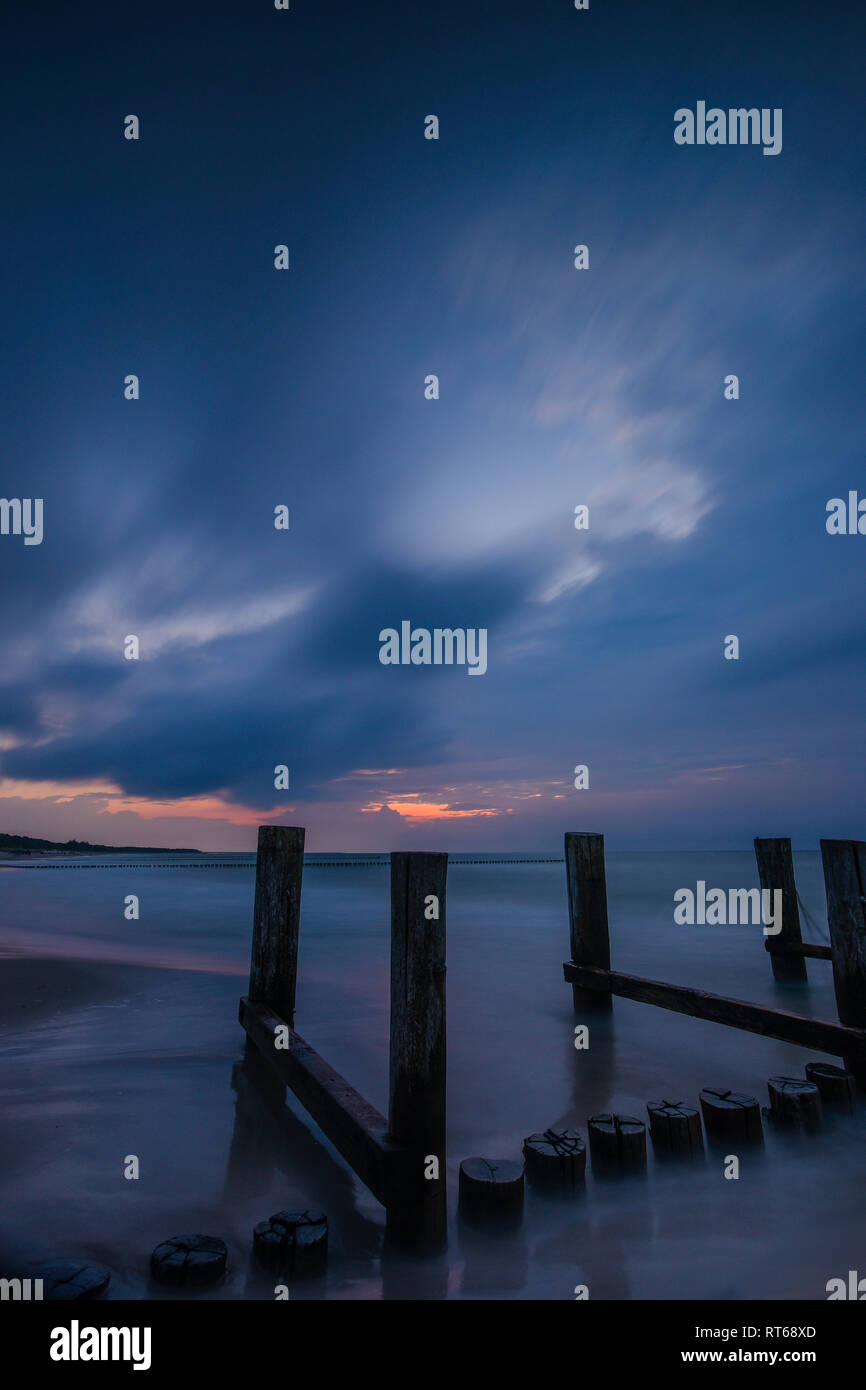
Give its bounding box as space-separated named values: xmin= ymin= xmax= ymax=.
xmin=699 ymin=1088 xmax=763 ymax=1144
xmin=754 ymin=838 xmax=807 ymax=982
xmin=766 ymin=1076 xmax=821 ymax=1130
xmin=522 ymin=1130 xmax=586 ymax=1190
xmin=458 ymin=1158 xmax=524 ymax=1225
xmin=151 ymin=1236 xmax=228 ymax=1288
xmin=805 ymin=1061 xmax=855 ymax=1114
xmin=646 ymin=1101 xmax=704 ymax=1156
xmin=253 ymin=1210 xmax=328 ymax=1278
xmin=248 ymin=825 xmax=305 ymax=1026
xmin=587 ymin=1114 xmax=646 ymax=1174
xmin=565 ymin=832 xmax=612 ymax=1012
xmin=821 ymin=840 xmax=866 ymax=1088
xmin=387 ymin=851 xmax=447 ymax=1249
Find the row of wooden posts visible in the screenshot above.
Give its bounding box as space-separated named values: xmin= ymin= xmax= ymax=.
xmin=563 ymin=834 xmax=866 ymax=1087
xmin=238 ymin=827 xmax=866 ymax=1249
xmin=241 ymin=828 xmax=447 ymax=1248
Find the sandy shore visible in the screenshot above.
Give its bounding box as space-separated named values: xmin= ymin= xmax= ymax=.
xmin=0 ymin=955 xmax=152 ymax=1030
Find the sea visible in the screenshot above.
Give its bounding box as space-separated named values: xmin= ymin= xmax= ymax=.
xmin=0 ymin=850 xmax=860 ymax=1301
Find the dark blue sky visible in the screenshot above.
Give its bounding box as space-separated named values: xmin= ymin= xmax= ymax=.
xmin=1 ymin=0 xmax=864 ymax=850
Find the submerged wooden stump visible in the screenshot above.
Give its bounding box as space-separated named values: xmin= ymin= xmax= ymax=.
xmin=253 ymin=1210 xmax=328 ymax=1277
xmin=588 ymin=1113 xmax=646 ymax=1174
xmin=35 ymin=1262 xmax=110 ymax=1301
xmin=150 ymin=1234 xmax=227 ymax=1287
xmin=699 ymin=1088 xmax=763 ymax=1143
xmin=458 ymin=1158 xmax=524 ymax=1224
xmin=522 ymin=1128 xmax=586 ymax=1190
xmin=805 ymin=1062 xmax=855 ymax=1114
xmin=646 ymin=1100 xmax=704 ymax=1156
xmin=767 ymin=1076 xmax=822 ymax=1130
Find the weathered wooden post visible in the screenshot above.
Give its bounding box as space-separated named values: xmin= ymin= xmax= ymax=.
xmin=766 ymin=1076 xmax=821 ymax=1130
xmin=821 ymin=840 xmax=866 ymax=1088
xmin=805 ymin=1061 xmax=855 ymax=1114
xmin=387 ymin=851 xmax=447 ymax=1249
xmin=248 ymin=825 xmax=305 ymax=1025
xmin=458 ymin=1158 xmax=524 ymax=1224
xmin=236 ymin=826 xmax=302 ymax=1188
xmin=565 ymin=832 xmax=612 ymax=1012
xmin=253 ymin=1210 xmax=328 ymax=1278
xmin=151 ymin=1235 xmax=228 ymax=1288
xmin=754 ymin=837 xmax=808 ymax=982
xmin=588 ymin=1113 xmax=646 ymax=1174
xmin=522 ymin=1129 xmax=586 ymax=1190
xmin=699 ymin=1088 xmax=763 ymax=1144
xmin=646 ymin=1100 xmax=704 ymax=1156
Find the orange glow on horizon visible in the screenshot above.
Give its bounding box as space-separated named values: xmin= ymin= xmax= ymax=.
xmin=361 ymin=799 xmax=502 ymax=821
xmin=0 ymin=776 xmax=120 ymax=803
xmin=0 ymin=777 xmax=286 ymax=827
xmin=103 ymin=795 xmax=287 ymax=826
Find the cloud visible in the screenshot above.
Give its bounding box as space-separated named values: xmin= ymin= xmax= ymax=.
xmin=102 ymin=793 xmax=286 ymax=826
xmin=61 ymin=561 xmax=313 ymax=658
xmin=361 ymin=799 xmax=504 ymax=821
xmin=1 ymin=44 xmax=863 ymax=852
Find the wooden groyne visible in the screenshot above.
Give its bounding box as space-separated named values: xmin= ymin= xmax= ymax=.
xmin=563 ymin=831 xmax=866 ymax=1087
xmin=232 ymin=823 xmax=864 ymax=1258
xmin=756 ymin=837 xmax=831 ymax=974
xmin=238 ymin=826 xmax=446 ymax=1249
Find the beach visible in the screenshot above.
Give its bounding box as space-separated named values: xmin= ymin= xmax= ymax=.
xmin=0 ymin=956 xmax=131 ymax=1028
xmin=1 ymin=852 xmax=863 ymax=1300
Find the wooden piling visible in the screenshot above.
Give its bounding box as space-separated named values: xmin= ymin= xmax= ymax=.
xmin=240 ymin=830 xmax=446 ymax=1233
xmin=35 ymin=1262 xmax=111 ymax=1301
xmin=565 ymin=832 xmax=612 ymax=1012
xmin=248 ymin=825 xmax=305 ymax=1026
xmin=805 ymin=1061 xmax=855 ymax=1114
xmin=821 ymin=840 xmax=866 ymax=1088
xmin=699 ymin=1088 xmax=763 ymax=1144
xmin=458 ymin=1158 xmax=524 ymax=1225
xmin=150 ymin=1235 xmax=227 ymax=1288
xmin=522 ymin=1129 xmax=586 ymax=1191
xmin=767 ymin=1076 xmax=821 ymax=1130
xmin=587 ymin=1113 xmax=646 ymax=1174
xmin=387 ymin=851 xmax=447 ymax=1249
xmin=646 ymin=1100 xmax=704 ymax=1156
xmin=253 ymin=1210 xmax=328 ymax=1278
xmin=754 ymin=837 xmax=808 ymax=982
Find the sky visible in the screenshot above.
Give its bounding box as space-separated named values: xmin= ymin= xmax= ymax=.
xmin=1 ymin=0 xmax=864 ymax=852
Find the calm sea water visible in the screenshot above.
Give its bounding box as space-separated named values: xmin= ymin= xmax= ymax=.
xmin=0 ymin=851 xmax=860 ymax=1300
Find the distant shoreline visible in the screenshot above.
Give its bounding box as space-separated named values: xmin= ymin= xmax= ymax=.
xmin=0 ymin=833 xmax=202 ymax=855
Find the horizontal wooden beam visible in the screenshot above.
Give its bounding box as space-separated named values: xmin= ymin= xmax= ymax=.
xmin=562 ymin=962 xmax=866 ymax=1059
xmin=764 ymin=939 xmax=832 ymax=960
xmin=239 ymin=996 xmax=413 ymax=1207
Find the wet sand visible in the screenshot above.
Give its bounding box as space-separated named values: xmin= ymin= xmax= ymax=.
xmin=0 ymin=955 xmax=144 ymax=1029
